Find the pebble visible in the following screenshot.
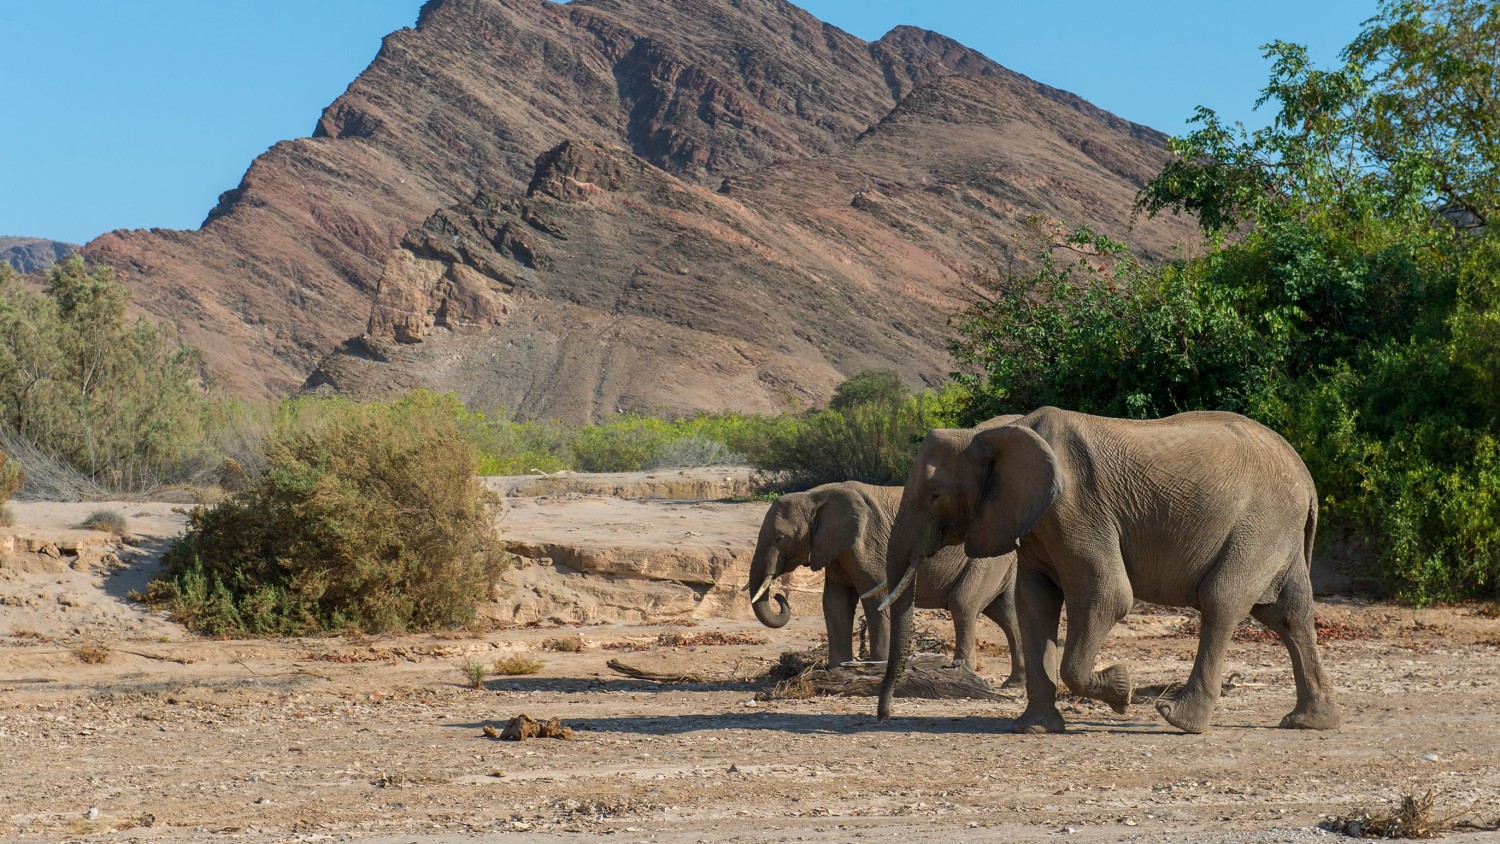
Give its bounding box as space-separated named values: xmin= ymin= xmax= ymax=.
xmin=84 ymin=807 xmax=99 ymax=820
xmin=1422 ymin=753 xmax=1440 ymax=761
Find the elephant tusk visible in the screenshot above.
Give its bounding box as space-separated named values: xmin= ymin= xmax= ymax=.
xmin=860 ymin=580 xmax=889 ymax=601
xmin=876 ymin=565 xmax=917 ymax=612
xmin=749 ymin=575 xmax=775 ymax=604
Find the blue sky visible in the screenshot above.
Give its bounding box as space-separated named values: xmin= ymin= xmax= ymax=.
xmin=1 ymin=0 xmax=1376 ymax=245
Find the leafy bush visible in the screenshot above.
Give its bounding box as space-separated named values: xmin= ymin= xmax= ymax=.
xmin=148 ymin=392 xmax=510 ymax=635
xmin=754 ymin=386 xmax=968 ymax=489
xmin=0 ymin=257 xmax=220 ymax=494
xmin=646 ymin=434 xmax=744 ymax=469
xmin=830 ymin=369 xmax=909 ymax=410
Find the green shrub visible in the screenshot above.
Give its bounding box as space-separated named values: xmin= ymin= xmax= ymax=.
xmin=0 ymin=450 xmax=22 ymax=507
xmin=754 ymin=387 xmax=967 ymax=489
xmin=830 ymin=369 xmax=909 ymax=410
xmin=148 ymin=392 xmax=510 ymax=636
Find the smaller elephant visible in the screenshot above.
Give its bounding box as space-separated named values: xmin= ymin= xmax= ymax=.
xmin=747 ymin=480 xmax=1024 ymax=685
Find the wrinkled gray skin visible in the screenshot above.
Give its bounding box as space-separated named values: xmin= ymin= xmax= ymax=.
xmin=748 ymin=481 xmax=1024 ymax=684
xmin=878 ymin=407 xmax=1341 ymax=735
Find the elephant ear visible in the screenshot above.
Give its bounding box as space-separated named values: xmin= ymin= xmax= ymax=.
xmin=809 ymin=487 xmax=864 ymax=571
xmin=963 ymin=425 xmax=1062 ymax=558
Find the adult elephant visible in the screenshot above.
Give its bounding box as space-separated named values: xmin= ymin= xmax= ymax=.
xmin=747 ymin=480 xmax=1024 ymax=685
xmin=876 ymin=407 xmax=1340 ymax=734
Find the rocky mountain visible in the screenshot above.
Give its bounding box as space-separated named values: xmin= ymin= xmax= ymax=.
xmin=84 ymin=0 xmax=1195 ymax=412
xmin=1 ymin=237 xmax=76 ymax=273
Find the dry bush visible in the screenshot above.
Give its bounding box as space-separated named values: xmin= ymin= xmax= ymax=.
xmin=492 ymin=654 xmax=543 ymax=676
xmin=73 ymin=643 xmax=111 ymax=664
xmin=1325 ymin=790 xmax=1468 ymax=839
xmin=147 ymin=393 xmax=510 ymax=636
xmin=77 ymin=509 xmax=128 ymax=535
xmin=543 ymin=635 xmax=586 ymax=653
xmin=0 ymin=504 xmax=12 ymax=528
xmin=655 ymin=630 xmax=766 ymax=647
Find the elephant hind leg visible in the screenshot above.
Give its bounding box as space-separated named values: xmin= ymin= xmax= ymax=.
xmin=1251 ymin=568 xmax=1341 ymax=731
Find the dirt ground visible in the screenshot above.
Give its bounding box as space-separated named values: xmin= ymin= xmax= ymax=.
xmin=3 ymin=493 xmax=1500 ymax=843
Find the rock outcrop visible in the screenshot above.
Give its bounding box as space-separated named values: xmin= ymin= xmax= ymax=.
xmin=0 ymin=237 xmax=76 ymax=273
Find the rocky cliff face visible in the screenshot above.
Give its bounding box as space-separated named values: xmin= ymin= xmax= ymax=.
xmin=1 ymin=237 xmax=76 ymax=273
xmin=83 ymin=0 xmax=1194 ymax=410
xmin=308 ymin=72 xmax=1195 ymax=420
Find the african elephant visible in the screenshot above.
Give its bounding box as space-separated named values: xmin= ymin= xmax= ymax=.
xmin=747 ymin=480 xmax=1024 ymax=685
xmin=876 ymin=407 xmax=1340 ymax=734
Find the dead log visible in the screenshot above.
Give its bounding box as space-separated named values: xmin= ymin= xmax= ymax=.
xmin=797 ymin=653 xmax=1008 ymax=701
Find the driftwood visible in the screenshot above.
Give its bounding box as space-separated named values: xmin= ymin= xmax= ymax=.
xmin=793 ymin=653 xmax=1008 ymax=701
xmin=605 ymin=651 xmax=1009 ymax=701
xmin=605 ymin=657 xmax=738 ymax=684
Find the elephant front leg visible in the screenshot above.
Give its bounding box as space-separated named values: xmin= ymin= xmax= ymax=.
xmin=1013 ymin=567 xmax=1066 ymax=734
xmin=982 ymin=589 xmax=1026 ymax=689
xmin=861 ymin=597 xmax=891 ymax=662
xmin=1057 ymin=586 xmax=1134 ymax=716
xmin=823 ymin=583 xmax=858 ymax=667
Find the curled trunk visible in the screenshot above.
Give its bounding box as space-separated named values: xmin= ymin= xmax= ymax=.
xmin=749 ymin=547 xmax=791 ymax=628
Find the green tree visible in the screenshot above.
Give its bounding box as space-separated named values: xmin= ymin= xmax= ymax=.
xmin=0 ymin=257 xmax=217 ymax=491
xmin=830 ymin=369 xmax=909 ymax=411
xmin=957 ymin=0 xmax=1500 ymax=599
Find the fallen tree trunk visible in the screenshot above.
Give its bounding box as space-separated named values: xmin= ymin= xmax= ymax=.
xmin=604 ymin=652 xmax=1008 ymax=701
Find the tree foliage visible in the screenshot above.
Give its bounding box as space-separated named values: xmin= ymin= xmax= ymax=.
xmin=0 ymin=257 xmax=217 ymax=492
xmin=954 ymin=0 xmax=1500 ymax=601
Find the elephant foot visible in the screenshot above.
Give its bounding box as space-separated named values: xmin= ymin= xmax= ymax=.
xmin=1013 ymin=704 xmax=1066 ymax=734
xmin=945 ymin=658 xmax=976 ymax=672
xmin=1000 ymin=673 xmax=1025 ymax=690
xmin=1155 ymin=689 xmax=1217 ymax=734
xmin=1092 ymin=664 xmax=1132 ymax=714
xmin=1280 ymin=699 xmax=1341 ymax=731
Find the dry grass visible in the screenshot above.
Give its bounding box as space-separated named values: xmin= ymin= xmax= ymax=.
xmin=458 ymin=659 xmax=486 ymax=689
xmin=74 ymin=643 xmax=112 ymax=664
xmin=1326 ymin=790 xmax=1467 ymax=839
xmin=77 ymin=508 xmax=128 ymax=535
xmin=492 ymin=654 xmax=544 ymax=676
xmin=0 ymin=503 xmax=13 ymax=527
xmin=543 ymin=635 xmax=586 ymax=653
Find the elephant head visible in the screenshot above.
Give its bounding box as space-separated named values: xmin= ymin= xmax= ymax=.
xmin=876 ymin=414 xmax=1055 ymax=719
xmin=747 ymin=486 xmax=868 ymax=628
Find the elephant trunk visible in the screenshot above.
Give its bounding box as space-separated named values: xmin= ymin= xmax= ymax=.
xmin=878 ymin=556 xmax=917 ymax=720
xmin=749 ymin=547 xmax=791 ymax=629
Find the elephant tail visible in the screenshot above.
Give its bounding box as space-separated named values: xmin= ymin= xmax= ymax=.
xmin=1302 ymin=493 xmax=1318 ymax=572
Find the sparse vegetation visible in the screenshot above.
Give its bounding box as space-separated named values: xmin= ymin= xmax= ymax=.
xmin=147 ymin=392 xmax=510 ymax=636
xmin=459 ymin=659 xmax=487 ymax=689
xmin=1325 ymin=790 xmax=1466 ymax=839
xmin=543 ymin=635 xmax=586 ymax=653
xmin=492 ymin=653 xmax=544 ymax=676
xmin=77 ymin=509 xmax=128 ymax=535
xmin=73 ymin=643 xmax=111 ymax=664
